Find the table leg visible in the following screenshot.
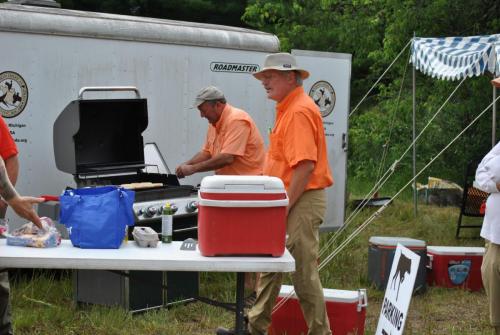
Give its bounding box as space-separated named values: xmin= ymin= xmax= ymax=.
xmin=234 ymin=272 xmax=246 ymax=334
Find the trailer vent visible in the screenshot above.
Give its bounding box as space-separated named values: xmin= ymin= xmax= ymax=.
xmin=7 ymin=0 xmax=61 ymax=8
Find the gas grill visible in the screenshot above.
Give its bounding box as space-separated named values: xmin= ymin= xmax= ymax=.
xmin=52 ymin=86 xmax=199 ymax=312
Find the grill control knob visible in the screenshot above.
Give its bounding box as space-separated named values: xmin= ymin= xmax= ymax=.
xmin=136 ymin=208 xmax=144 ymax=216
xmin=158 ymin=204 xmax=178 ymax=215
xmin=186 ymin=201 xmax=198 ymax=213
xmin=144 ymin=206 xmax=158 ymax=218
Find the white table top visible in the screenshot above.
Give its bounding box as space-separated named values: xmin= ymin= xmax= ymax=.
xmin=0 ymin=240 xmax=295 ymax=273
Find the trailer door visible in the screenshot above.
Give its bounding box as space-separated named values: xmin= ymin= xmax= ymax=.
xmin=292 ymin=50 xmax=351 ymax=231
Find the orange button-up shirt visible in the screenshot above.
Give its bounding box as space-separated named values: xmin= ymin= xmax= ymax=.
xmin=264 ymin=86 xmax=333 ymax=190
xmin=202 ymin=104 xmax=265 ymax=175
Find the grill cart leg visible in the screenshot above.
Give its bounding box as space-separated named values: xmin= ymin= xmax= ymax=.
xmin=234 ymin=272 xmax=246 ymax=334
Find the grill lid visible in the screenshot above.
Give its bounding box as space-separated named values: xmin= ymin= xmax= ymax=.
xmin=53 ymin=87 xmax=148 ymax=175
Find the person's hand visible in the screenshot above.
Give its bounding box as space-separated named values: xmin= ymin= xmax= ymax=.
xmin=176 ymin=164 xmax=196 ymax=178
xmin=7 ymin=196 xmax=44 ymax=228
xmin=175 ymin=165 xmax=186 ymax=178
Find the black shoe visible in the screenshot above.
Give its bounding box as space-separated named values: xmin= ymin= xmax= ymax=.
xmin=215 ymin=326 xmax=250 ymax=335
xmin=216 ymin=327 xmax=234 ymax=335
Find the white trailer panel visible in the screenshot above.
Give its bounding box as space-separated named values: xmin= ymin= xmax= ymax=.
xmin=0 ymin=3 xmax=349 ymax=230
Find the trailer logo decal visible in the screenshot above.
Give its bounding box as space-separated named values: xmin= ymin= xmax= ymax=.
xmin=0 ymin=71 xmax=28 ymax=118
xmin=309 ymin=81 xmax=335 ymax=118
xmin=210 ymin=62 xmax=260 ymax=74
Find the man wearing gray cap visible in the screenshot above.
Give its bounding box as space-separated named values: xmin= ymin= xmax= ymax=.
xmin=177 ymin=86 xmax=265 ymax=304
xmin=175 ymin=86 xmax=265 ymax=178
xmin=217 ymin=53 xmax=333 ymax=335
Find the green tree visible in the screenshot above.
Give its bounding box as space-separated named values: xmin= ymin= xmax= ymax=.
xmin=243 ymin=0 xmax=500 ymax=193
xmin=58 ymin=0 xmax=249 ymax=27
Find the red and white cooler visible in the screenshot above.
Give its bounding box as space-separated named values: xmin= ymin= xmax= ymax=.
xmin=198 ymin=175 xmax=288 ymax=257
xmin=269 ymin=285 xmax=368 ymax=335
xmin=426 ymin=246 xmax=485 ymax=291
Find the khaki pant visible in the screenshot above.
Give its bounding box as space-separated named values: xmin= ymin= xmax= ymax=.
xmin=482 ymin=241 xmax=500 ymax=334
xmin=0 ymin=270 xmax=12 ymax=335
xmin=248 ymin=189 xmax=331 ymax=335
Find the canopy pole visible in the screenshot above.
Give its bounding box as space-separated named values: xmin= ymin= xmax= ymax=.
xmin=494 ymin=85 xmax=497 ymax=147
xmin=412 ymin=34 xmax=417 ymax=217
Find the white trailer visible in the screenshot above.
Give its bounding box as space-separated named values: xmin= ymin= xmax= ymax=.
xmin=0 ymin=2 xmax=350 ymax=231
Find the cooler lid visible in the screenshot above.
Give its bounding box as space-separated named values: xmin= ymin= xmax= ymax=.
xmin=369 ymin=236 xmax=426 ymax=248
xmin=427 ymin=246 xmax=485 ymax=256
xmin=279 ymin=285 xmax=366 ymax=303
xmin=200 ymin=175 xmax=285 ymax=193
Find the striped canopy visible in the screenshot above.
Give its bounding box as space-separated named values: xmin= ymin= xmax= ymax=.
xmin=411 ymin=34 xmax=500 ymax=81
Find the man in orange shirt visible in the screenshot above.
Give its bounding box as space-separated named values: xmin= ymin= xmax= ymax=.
xmin=176 ymin=86 xmax=265 ymax=178
xmin=217 ymin=53 xmax=334 ymax=335
xmin=176 ymin=86 xmax=265 ymax=305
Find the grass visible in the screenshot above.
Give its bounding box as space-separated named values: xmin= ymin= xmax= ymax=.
xmin=9 ymin=200 xmax=491 ymax=334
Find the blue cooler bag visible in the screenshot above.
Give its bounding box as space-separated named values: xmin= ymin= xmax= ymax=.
xmin=59 ymin=186 xmax=135 ymax=249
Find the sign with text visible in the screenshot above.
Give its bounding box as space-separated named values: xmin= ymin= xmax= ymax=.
xmin=376 ymin=244 xmax=420 ymax=335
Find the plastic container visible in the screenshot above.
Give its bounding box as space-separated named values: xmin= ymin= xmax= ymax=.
xmin=198 ymin=175 xmax=288 ymax=256
xmin=368 ymin=236 xmax=427 ymax=294
xmin=427 ymin=246 xmax=484 ymax=291
xmin=269 ymin=285 xmax=368 ymax=335
xmin=6 ymin=217 xmax=61 ymax=248
xmin=132 ymin=226 xmax=159 ymax=248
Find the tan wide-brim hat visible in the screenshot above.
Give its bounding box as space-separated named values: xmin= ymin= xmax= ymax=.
xmin=253 ymin=52 xmax=310 ymax=80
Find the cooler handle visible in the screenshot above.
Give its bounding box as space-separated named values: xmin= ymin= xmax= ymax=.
xmin=198 ymin=194 xmax=289 ymax=208
xmin=78 ymin=86 xmax=141 ymax=99
xmin=357 ymin=288 xmax=368 ymax=312
xmin=426 ymin=253 xmax=433 ymax=270
xmin=224 ymin=184 xmax=265 ymax=191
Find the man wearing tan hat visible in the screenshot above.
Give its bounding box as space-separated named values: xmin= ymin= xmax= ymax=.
xmin=176 ymin=86 xmax=265 ymax=178
xmin=217 ymin=53 xmax=333 ymax=335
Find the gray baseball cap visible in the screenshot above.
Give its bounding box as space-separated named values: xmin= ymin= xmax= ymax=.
xmin=193 ymin=86 xmax=225 ymax=108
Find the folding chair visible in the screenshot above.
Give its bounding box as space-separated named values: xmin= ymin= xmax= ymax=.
xmin=455 ymin=161 xmax=488 ymax=238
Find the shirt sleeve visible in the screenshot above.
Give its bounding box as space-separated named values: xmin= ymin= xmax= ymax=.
xmin=475 ymin=142 xmax=500 ymax=194
xmin=219 ymin=120 xmax=250 ymax=156
xmin=283 ymin=111 xmax=318 ymax=168
xmin=201 ymin=128 xmax=213 ymax=154
xmin=0 ymin=117 xmax=18 ymax=160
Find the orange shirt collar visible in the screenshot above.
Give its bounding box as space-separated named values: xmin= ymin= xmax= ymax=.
xmin=276 ymin=86 xmax=304 ymax=114
xmin=212 ymin=103 xmax=230 ymax=133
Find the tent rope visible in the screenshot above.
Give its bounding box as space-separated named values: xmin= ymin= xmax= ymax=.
xmin=319 ymin=75 xmax=468 ymax=260
xmin=318 ymin=159 xmax=398 ymax=258
xmin=375 ymin=52 xmax=411 ymax=183
xmin=350 ymin=40 xmax=412 ymax=117
xmin=318 ymin=94 xmax=500 ymax=273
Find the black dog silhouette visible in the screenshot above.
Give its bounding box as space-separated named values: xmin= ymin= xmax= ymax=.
xmin=12 ymin=92 xmax=21 ymax=104
xmin=390 ymin=253 xmax=412 ymax=300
